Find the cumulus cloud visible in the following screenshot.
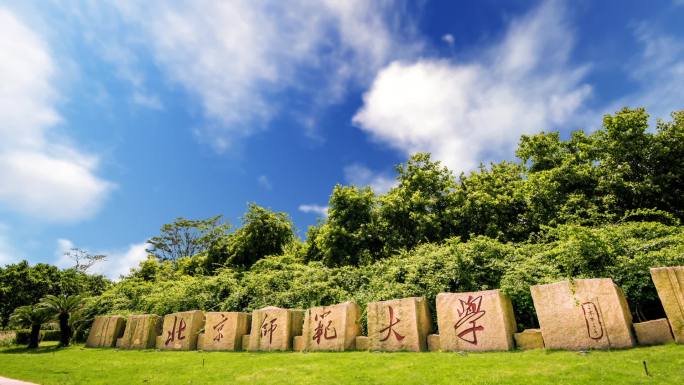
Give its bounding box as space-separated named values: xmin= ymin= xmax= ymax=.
xmin=0 ymin=7 xmax=113 ymax=222
xmin=343 ymin=164 xmax=397 ymax=194
xmin=55 ymin=238 xmax=149 ymax=280
xmin=257 ymin=175 xmax=273 ymax=191
xmin=102 ymin=0 xmax=418 ymax=150
xmin=298 ymin=204 xmax=329 ymax=217
xmin=352 ymin=0 xmax=592 ymax=173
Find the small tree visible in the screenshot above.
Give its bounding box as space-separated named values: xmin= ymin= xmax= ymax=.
xmin=63 ymin=248 xmax=107 ymax=273
xmin=9 ymin=305 xmax=53 ymax=348
xmin=39 ymin=294 xmax=83 ymax=347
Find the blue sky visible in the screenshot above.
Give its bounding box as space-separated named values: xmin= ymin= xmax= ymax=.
xmin=0 ymin=0 xmax=683 ymax=278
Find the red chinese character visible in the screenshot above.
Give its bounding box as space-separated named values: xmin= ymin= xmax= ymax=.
xmin=165 ymin=316 xmax=187 ymax=346
xmin=379 ymin=306 xmax=405 ymax=342
xmin=454 ymin=295 xmax=485 ymax=345
xmin=212 ymin=314 xmax=229 ymax=342
xmin=260 ymin=314 xmax=278 ymax=345
xmin=312 ymin=310 xmax=337 ymax=345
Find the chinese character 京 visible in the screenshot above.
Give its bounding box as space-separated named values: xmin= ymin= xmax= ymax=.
xmin=212 ymin=314 xmax=229 ymax=342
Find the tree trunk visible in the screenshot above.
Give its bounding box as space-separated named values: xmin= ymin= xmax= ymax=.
xmin=58 ymin=313 xmax=71 ymax=347
xmin=28 ymin=324 xmax=41 ymax=349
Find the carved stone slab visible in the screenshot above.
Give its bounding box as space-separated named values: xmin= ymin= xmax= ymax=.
xmin=247 ymin=306 xmax=304 ymax=351
xmin=436 ymin=289 xmax=516 ymax=351
xmin=156 ymin=310 xmax=205 ymax=350
xmin=86 ymin=315 xmax=126 ymax=348
xmin=116 ymin=314 xmax=162 ymax=349
xmin=197 ymin=312 xmax=251 ymax=351
xmin=650 ymin=266 xmax=684 ymax=343
xmin=531 ymin=279 xmax=635 ymax=350
xmin=367 ymin=297 xmax=431 ymax=352
xmin=302 ymin=301 xmax=361 ymax=351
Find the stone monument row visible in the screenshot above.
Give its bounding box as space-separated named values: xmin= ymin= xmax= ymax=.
xmin=87 ymin=265 xmax=682 ymax=352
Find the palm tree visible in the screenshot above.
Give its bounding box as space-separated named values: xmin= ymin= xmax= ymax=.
xmin=10 ymin=305 xmax=53 ymax=348
xmin=39 ymin=294 xmax=83 ymax=347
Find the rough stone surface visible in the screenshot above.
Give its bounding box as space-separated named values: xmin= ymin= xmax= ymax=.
xmin=197 ymin=312 xmax=251 ymax=351
xmin=436 ymin=290 xmax=516 ymax=351
xmin=116 ymin=314 xmax=162 ymax=349
xmin=242 ymin=334 xmax=250 ymax=351
xmin=650 ymin=266 xmax=684 ymax=343
xmin=86 ymin=316 xmax=126 ymax=348
xmin=367 ymin=297 xmax=431 ymax=352
xmin=427 ymin=334 xmax=440 ymax=352
xmin=531 ymin=279 xmax=635 ymax=350
xmin=634 ymin=318 xmax=674 ymax=346
xmin=514 ymin=329 xmax=544 ymax=350
xmin=355 ymin=336 xmax=369 ymax=351
xmin=302 ymin=301 xmax=361 ymax=351
xmin=293 ymin=336 xmax=305 ymax=352
xmin=248 ymin=306 xmax=305 ymax=351
xmin=156 ymin=311 xmax=205 ymax=350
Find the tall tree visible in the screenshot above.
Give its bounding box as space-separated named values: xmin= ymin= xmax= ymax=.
xmin=39 ymin=294 xmax=83 ymax=347
xmin=146 ymin=216 xmax=230 ymax=261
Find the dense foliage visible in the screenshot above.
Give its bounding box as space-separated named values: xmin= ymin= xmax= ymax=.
xmin=3 ymin=107 xmax=684 ymax=334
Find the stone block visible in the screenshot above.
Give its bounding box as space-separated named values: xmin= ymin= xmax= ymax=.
xmin=427 ymin=334 xmax=440 ymax=352
xmin=514 ymin=329 xmax=544 ymax=350
xmin=634 ymin=318 xmax=674 ymax=346
xmin=242 ymin=334 xmax=250 ymax=350
xmin=367 ymin=297 xmax=431 ymax=352
xmin=355 ymin=336 xmax=369 ymax=351
xmin=436 ymin=289 xmax=516 ymax=351
xmin=293 ymin=336 xmax=305 ymax=352
xmin=116 ymin=314 xmax=162 ymax=349
xmin=157 ymin=310 xmax=205 ymax=350
xmin=86 ymin=315 xmax=126 ymax=348
xmin=531 ymin=279 xmax=635 ymax=350
xmin=302 ymin=301 xmax=361 ymax=351
xmin=248 ymin=306 xmax=305 ymax=351
xmin=197 ymin=312 xmax=251 ymax=351
xmin=650 ymin=266 xmax=684 ymax=343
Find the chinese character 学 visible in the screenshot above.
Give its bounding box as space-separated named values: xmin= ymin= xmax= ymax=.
xmin=260 ymin=314 xmax=278 ymax=345
xmin=312 ymin=310 xmax=337 ymax=345
xmin=379 ymin=306 xmax=405 ymax=342
xmin=212 ymin=314 xmax=229 ymax=342
xmin=454 ymin=295 xmax=486 ymax=345
xmin=165 ymin=316 xmax=187 ymax=346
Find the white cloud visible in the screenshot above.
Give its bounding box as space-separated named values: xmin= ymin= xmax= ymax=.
xmin=54 ymin=238 xmax=149 ymax=280
xmin=352 ymin=0 xmax=592 ymax=173
xmin=442 ymin=34 xmax=455 ymax=46
xmin=101 ymin=0 xmax=418 ymax=150
xmin=0 ymin=7 xmax=113 ymax=222
xmin=343 ymin=164 xmax=397 ymax=194
xmin=298 ymin=204 xmax=329 ymax=217
xmin=257 ymin=175 xmax=273 ymax=190
xmin=132 ymin=91 xmax=163 ymax=110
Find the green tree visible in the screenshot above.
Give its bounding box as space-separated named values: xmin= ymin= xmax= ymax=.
xmin=210 ymin=204 xmax=295 ymax=269
xmin=311 ymin=185 xmax=382 ymax=266
xmin=39 ymin=294 xmax=83 ymax=347
xmin=146 ymin=216 xmax=230 ymax=261
xmin=9 ymin=305 xmax=53 ymax=349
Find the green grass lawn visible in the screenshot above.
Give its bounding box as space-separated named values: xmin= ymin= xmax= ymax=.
xmin=1 ymin=342 xmax=684 ymax=385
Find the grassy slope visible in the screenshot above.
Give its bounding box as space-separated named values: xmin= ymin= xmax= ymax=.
xmin=1 ymin=343 xmax=684 ymax=385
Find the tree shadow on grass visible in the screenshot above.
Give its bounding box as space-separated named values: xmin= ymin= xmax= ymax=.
xmin=0 ymin=344 xmax=64 ymax=354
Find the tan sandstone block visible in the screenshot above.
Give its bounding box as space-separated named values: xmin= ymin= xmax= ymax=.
xmin=427 ymin=334 xmax=440 ymax=352
xmin=242 ymin=334 xmax=250 ymax=350
xmin=197 ymin=312 xmax=251 ymax=351
xmin=248 ymin=306 xmax=305 ymax=351
xmin=514 ymin=329 xmax=544 ymax=350
xmin=293 ymin=336 xmax=305 ymax=352
xmin=197 ymin=334 xmax=205 ymax=350
xmin=302 ymin=301 xmax=361 ymax=351
xmin=634 ymin=318 xmax=674 ymax=346
xmin=157 ymin=310 xmax=205 ymax=350
xmin=436 ymin=290 xmax=516 ymax=351
xmin=531 ymin=279 xmax=635 ymax=350
xmin=650 ymin=266 xmax=684 ymax=343
xmin=86 ymin=315 xmax=126 ymax=348
xmin=116 ymin=314 xmax=162 ymax=349
xmin=367 ymin=297 xmax=431 ymax=352
xmin=355 ymin=336 xmax=369 ymax=351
